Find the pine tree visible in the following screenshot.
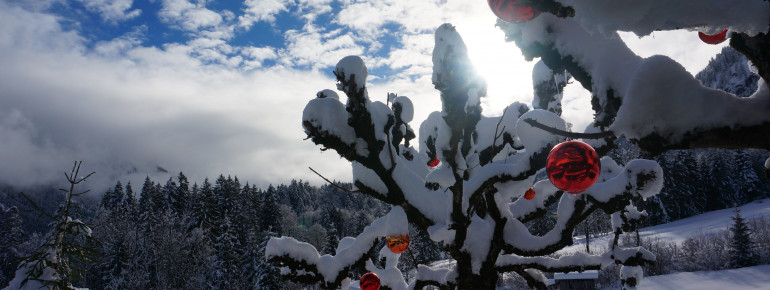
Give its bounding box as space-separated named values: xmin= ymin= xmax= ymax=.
xmin=170 ymin=172 xmax=190 ymax=217
xmin=729 ymin=208 xmax=759 ymax=268
xmin=260 ymin=185 xmax=281 ymax=234
xmin=122 ymin=182 xmax=137 ymax=219
xmin=6 ymin=162 xmax=99 ymax=290
xmin=0 ymin=205 xmax=24 ymax=287
xmin=254 ymin=232 xmax=281 ymax=289
xmin=210 ymin=216 xmax=243 ymax=289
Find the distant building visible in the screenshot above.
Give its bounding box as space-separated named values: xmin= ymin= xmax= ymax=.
xmin=548 ymin=270 xmax=598 ymax=290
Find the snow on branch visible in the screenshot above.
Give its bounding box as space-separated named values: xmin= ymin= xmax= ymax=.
xmin=554 ymin=0 xmax=769 ymax=37
xmin=292 ymin=21 xmax=667 ymax=289
xmin=266 ymin=207 xmax=409 ymax=288
xmin=501 ymin=159 xmax=662 ymax=257
xmin=499 ymin=11 xmax=770 ymax=155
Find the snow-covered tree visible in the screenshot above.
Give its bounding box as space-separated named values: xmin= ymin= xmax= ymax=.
xmin=4 ymin=162 xmax=98 ymax=290
xmin=268 ymin=26 xmax=661 ymax=290
xmin=0 ymin=205 xmax=24 ymax=287
xmin=268 ymin=1 xmax=769 ymax=288
xmin=729 ymin=208 xmax=759 ymax=268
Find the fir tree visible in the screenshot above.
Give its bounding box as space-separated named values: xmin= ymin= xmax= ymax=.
xmin=0 ymin=205 xmax=24 ymax=287
xmin=254 ymin=232 xmax=281 ymax=289
xmin=260 ymin=185 xmax=281 ymax=234
xmin=169 ymin=172 xmax=190 ymax=217
xmin=729 ymin=207 xmax=759 ymax=268
xmin=6 ymin=162 xmax=99 ymax=290
xmin=122 ymin=182 xmax=137 ymax=219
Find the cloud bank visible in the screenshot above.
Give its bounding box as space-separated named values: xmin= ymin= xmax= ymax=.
xmin=0 ymin=0 xmax=726 ymax=194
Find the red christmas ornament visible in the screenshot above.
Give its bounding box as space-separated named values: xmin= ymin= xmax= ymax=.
xmin=428 ymin=155 xmax=440 ymax=167
xmin=487 ymin=0 xmax=540 ymax=23
xmin=524 ymin=188 xmax=535 ymax=200
xmin=698 ymin=29 xmax=728 ymax=45
xmin=546 ymin=141 xmax=601 ymax=194
xmin=386 ymin=234 xmax=410 ymax=254
xmin=360 ymin=272 xmax=381 ymax=290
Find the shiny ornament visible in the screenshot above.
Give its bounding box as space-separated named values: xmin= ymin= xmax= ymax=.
xmin=360 ymin=272 xmax=381 ymax=290
xmin=546 ymin=141 xmax=601 ymax=193
xmin=524 ymin=188 xmax=535 ymax=200
xmin=428 ymin=155 xmax=440 ymax=167
xmin=487 ymin=0 xmax=540 ymax=23
xmin=698 ymin=29 xmax=728 ymax=45
xmin=386 ymin=234 xmax=410 ymax=254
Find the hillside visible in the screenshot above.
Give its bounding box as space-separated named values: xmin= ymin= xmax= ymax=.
xmin=564 ymin=198 xmax=770 ymax=253
xmin=638 ymin=265 xmax=770 ymax=290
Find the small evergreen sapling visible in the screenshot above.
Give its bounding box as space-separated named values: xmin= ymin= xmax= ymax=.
xmin=3 ymin=161 xmax=99 ymax=290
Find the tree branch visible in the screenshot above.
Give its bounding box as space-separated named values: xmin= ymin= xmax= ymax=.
xmin=523 ymin=118 xmax=614 ymax=139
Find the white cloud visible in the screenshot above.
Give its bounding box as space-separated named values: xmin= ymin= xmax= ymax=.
xmin=159 ymin=0 xmax=225 ymax=33
xmin=241 ymin=46 xmax=278 ymax=69
xmin=75 ymin=0 xmax=141 ymax=23
xmin=0 ymin=0 xmax=728 ymax=193
xmin=238 ymin=0 xmax=291 ymax=28
xmin=279 ymin=23 xmax=365 ymax=69
xmin=619 ymin=30 xmax=728 ymax=75
xmin=295 ymin=0 xmax=333 ymax=21
xmin=93 ymin=26 xmax=146 ymax=57
xmin=0 ymin=2 xmax=350 ymax=191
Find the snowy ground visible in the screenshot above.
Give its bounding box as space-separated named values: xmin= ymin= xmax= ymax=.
xmin=562 ymin=198 xmax=770 ymax=253
xmin=636 ymin=265 xmax=770 ymax=290
xmin=409 ymin=199 xmax=770 ymax=289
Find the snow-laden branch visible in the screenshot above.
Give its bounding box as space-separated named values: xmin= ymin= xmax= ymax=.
xmin=550 ymin=0 xmax=770 ymax=37
xmin=500 ymin=13 xmax=770 ymax=154
xmin=295 ymin=21 xmax=669 ymax=288
xmin=266 ymin=207 xmax=409 ymax=288
xmin=502 ymin=159 xmax=663 ymax=256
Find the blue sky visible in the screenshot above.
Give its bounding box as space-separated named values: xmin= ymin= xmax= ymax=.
xmin=0 ymin=0 xmax=727 ymax=193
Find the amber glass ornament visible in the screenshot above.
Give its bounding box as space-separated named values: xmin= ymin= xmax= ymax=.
xmin=545 ymin=141 xmax=600 ymax=193
xmin=386 ymin=234 xmax=410 ymax=254
xmin=698 ymin=29 xmax=728 ymax=45
xmin=487 ymin=0 xmax=540 ymax=23
xmin=524 ymin=188 xmax=535 ymax=200
xmin=360 ymin=272 xmax=380 ymax=290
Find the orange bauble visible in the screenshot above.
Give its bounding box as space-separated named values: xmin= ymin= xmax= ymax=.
xmin=545 ymin=141 xmax=601 ymax=194
xmin=524 ymin=188 xmax=535 ymax=200
xmin=487 ymin=0 xmax=540 ymax=23
xmin=386 ymin=234 xmax=410 ymax=254
xmin=360 ymin=272 xmax=380 ymax=290
xmin=698 ymin=29 xmax=728 ymax=45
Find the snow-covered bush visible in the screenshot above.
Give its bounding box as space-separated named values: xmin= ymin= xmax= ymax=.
xmin=269 ymin=1 xmax=769 ymax=289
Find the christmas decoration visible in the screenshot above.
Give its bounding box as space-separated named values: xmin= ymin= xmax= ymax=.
xmin=360 ymin=272 xmax=380 ymax=290
xmin=386 ymin=234 xmax=410 ymax=254
xmin=546 ymin=140 xmax=601 ymax=193
xmin=487 ymin=0 xmax=539 ymax=23
xmin=524 ymin=187 xmax=535 ymax=200
xmin=698 ymin=29 xmax=728 ymax=44
xmin=428 ymin=155 xmax=440 ymax=167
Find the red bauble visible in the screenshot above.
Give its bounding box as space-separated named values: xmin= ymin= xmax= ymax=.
xmin=524 ymin=188 xmax=535 ymax=200
xmin=698 ymin=29 xmax=728 ymax=45
xmin=386 ymin=234 xmax=410 ymax=254
xmin=487 ymin=0 xmax=540 ymax=23
xmin=546 ymin=141 xmax=601 ymax=194
xmin=428 ymin=155 xmax=440 ymax=167
xmin=360 ymin=273 xmax=381 ymax=290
